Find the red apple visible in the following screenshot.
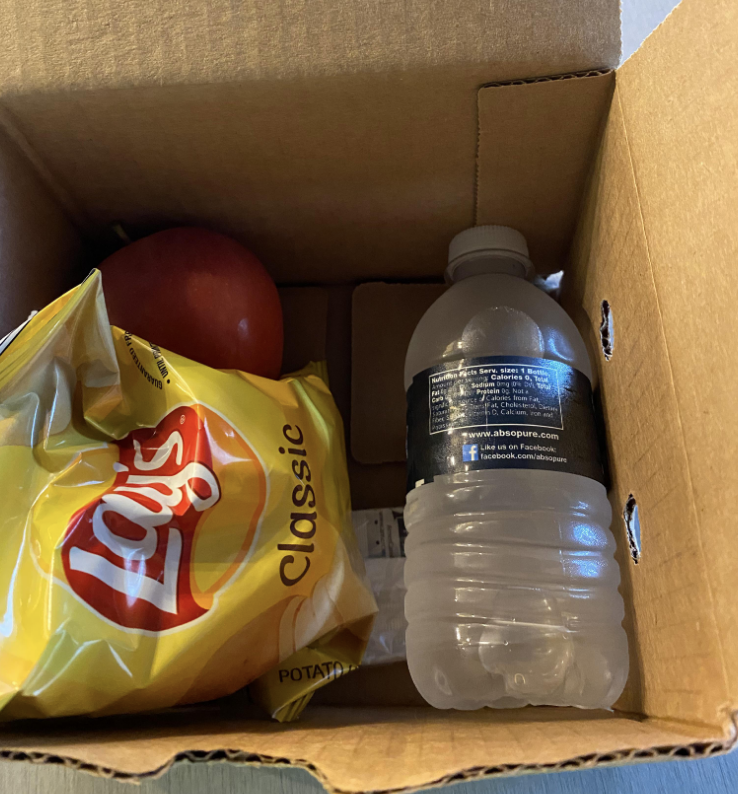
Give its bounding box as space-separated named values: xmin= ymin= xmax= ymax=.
xmin=100 ymin=228 xmax=283 ymax=378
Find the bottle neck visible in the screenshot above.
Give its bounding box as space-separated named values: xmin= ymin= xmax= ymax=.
xmin=446 ymin=254 xmax=530 ymax=284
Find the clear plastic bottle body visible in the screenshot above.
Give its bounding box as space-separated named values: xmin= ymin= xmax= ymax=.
xmin=404 ymin=273 xmax=628 ymax=709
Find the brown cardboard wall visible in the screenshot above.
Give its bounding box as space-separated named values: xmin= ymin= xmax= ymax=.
xmin=352 ymin=283 xmax=446 ymax=464
xmin=0 ymin=79 xmax=475 ymax=284
xmin=0 ymin=123 xmax=82 ymax=334
xmin=282 ymin=283 xmax=410 ymax=509
xmin=611 ymin=0 xmax=738 ymax=717
xmin=565 ymin=89 xmax=728 ymax=728
xmin=477 ymin=71 xmax=615 ymax=274
xmin=279 ymin=287 xmax=329 ymax=374
xmin=0 ymin=1 xmax=619 ymax=286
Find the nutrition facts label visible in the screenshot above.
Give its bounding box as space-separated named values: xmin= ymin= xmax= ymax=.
xmin=406 ymin=354 xmax=605 ymax=489
xmin=429 ymin=362 xmax=563 ymax=434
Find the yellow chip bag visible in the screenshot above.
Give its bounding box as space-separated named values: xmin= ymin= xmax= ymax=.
xmin=0 ymin=272 xmax=376 ymax=720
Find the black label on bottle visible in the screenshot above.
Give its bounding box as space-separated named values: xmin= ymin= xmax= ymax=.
xmin=406 ymin=355 xmax=604 ymax=491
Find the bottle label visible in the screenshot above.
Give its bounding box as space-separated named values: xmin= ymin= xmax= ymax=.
xmin=406 ymin=355 xmax=604 ymax=490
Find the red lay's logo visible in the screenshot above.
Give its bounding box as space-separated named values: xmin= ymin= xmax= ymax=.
xmin=61 ymin=405 xmax=267 ymax=632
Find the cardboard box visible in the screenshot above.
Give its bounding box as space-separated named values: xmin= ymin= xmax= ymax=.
xmin=1 ymin=0 xmax=737 ymax=790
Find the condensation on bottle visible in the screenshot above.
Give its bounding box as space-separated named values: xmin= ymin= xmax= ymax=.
xmin=404 ymin=226 xmax=628 ymax=710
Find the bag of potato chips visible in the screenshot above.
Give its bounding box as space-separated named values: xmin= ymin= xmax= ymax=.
xmin=0 ymin=272 xmax=376 ymax=721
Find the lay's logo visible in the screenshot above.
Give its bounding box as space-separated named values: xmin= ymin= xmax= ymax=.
xmin=61 ymin=405 xmax=267 ymax=632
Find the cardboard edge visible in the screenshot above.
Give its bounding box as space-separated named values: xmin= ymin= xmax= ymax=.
xmin=1 ymin=718 xmax=735 ymax=792
xmin=481 ymin=67 xmax=613 ymax=90
xmin=616 ymin=0 xmax=623 ymax=66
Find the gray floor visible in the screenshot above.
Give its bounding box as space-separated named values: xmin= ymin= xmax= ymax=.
xmin=11 ymin=1 xmax=718 ymax=793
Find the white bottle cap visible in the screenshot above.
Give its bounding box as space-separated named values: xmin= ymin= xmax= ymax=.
xmin=446 ymin=225 xmax=534 ymax=283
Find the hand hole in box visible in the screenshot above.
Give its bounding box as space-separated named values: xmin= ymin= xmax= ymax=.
xmin=623 ymin=494 xmax=641 ymax=564
xmin=600 ymin=300 xmax=614 ymax=360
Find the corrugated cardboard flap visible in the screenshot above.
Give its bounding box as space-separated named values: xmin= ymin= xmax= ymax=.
xmin=0 ymin=1 xmax=620 ymax=94
xmin=616 ymin=0 xmax=738 ymax=722
xmin=0 ymin=706 xmax=733 ymax=792
xmin=566 ymin=0 xmax=738 ymax=736
xmin=0 ymin=2 xmax=620 ymax=286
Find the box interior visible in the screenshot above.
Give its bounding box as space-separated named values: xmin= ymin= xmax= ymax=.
xmin=1 ymin=0 xmax=738 ymax=790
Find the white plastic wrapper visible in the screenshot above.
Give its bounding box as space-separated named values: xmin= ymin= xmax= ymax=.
xmin=352 ymin=508 xmax=407 ymax=665
xmin=352 ymin=507 xmax=406 ymax=558
xmin=362 ymin=558 xmax=407 ymax=665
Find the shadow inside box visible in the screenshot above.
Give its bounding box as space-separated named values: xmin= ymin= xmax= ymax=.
xmin=0 ymin=694 xmax=272 ymax=748
xmin=0 ymin=678 xmax=640 ymax=748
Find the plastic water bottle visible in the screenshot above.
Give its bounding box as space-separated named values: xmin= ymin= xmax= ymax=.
xmin=404 ymin=226 xmax=628 ymax=710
